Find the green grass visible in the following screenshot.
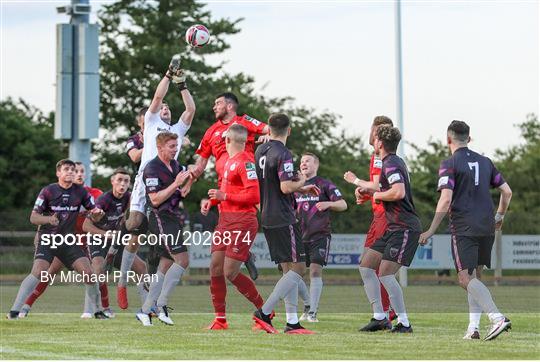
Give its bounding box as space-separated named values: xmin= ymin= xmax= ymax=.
xmin=1 ymin=284 xmax=539 ymax=359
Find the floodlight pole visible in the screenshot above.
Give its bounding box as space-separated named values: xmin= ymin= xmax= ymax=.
xmin=55 ymin=0 xmax=99 ymax=186
xmin=395 ymin=0 xmax=408 ymax=287
xmin=69 ymin=0 xmax=91 ymax=185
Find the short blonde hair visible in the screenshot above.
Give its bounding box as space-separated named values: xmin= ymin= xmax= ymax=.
xmin=156 ymin=132 xmax=178 ymax=146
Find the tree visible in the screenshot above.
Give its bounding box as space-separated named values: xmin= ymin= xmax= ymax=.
xmin=96 ymin=0 xmax=374 ymax=231
xmin=0 ymin=98 xmax=67 ymax=230
xmin=407 ymin=115 xmax=540 ymax=235
xmin=407 ymin=140 xmax=450 ymax=230
xmin=494 ymin=114 xmax=540 ymax=234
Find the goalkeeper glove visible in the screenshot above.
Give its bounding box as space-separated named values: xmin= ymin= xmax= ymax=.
xmin=171 ymin=69 xmax=187 ymax=91
xmin=165 ymin=54 xmax=181 ymax=79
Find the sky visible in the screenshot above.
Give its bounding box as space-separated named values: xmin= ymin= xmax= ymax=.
xmin=1 ymin=0 xmax=538 ymax=158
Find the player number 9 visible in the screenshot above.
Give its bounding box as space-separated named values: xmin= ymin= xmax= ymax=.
xmin=259 ymin=156 xmax=266 ymax=179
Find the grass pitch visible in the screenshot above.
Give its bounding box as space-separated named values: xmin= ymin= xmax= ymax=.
xmin=1 ymin=284 xmax=539 ymax=359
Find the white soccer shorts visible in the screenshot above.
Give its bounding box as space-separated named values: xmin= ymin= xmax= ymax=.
xmin=130 ymin=172 xmax=147 ymax=213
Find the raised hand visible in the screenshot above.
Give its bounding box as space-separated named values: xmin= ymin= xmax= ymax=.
xmin=167 ymin=54 xmax=181 ymax=76
xmin=171 ymin=69 xmax=187 ymax=90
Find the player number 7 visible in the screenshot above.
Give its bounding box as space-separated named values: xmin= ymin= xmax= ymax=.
xmin=468 ymin=162 xmax=479 ymax=186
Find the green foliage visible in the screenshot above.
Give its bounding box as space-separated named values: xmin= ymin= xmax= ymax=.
xmin=406 ymin=115 xmax=540 ymax=234
xmin=0 ymin=99 xmax=67 ymax=229
xmin=494 ymin=114 xmax=540 ymax=233
xmin=407 ymin=139 xmax=450 ymax=230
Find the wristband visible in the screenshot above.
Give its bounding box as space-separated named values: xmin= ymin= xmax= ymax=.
xmin=176 ymin=82 xmax=187 ymax=91
xmin=353 ymin=178 xmax=361 ymax=186
xmin=494 ymin=213 xmax=504 ymax=223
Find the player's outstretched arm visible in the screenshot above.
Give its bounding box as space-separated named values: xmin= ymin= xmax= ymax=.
xmin=178 ymin=89 xmax=196 ymax=126
xmin=148 ymin=76 xmax=170 ymax=114
xmin=419 ymin=189 xmax=452 ymax=244
xmin=344 ymin=171 xmax=379 ymax=192
xmin=495 ymin=183 xmax=512 ymax=230
xmin=189 ymin=156 xmax=209 ymax=179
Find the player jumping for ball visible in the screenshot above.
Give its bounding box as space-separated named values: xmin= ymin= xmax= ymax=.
xmin=188 ymin=93 xmax=269 ymax=322
xmin=419 ymin=120 xmax=512 ymax=341
xmin=117 ymin=56 xmax=195 ymax=310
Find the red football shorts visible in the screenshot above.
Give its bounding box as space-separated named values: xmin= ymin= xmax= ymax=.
xmin=364 ymin=212 xmax=387 ymax=248
xmin=212 ymin=212 xmax=258 ymax=262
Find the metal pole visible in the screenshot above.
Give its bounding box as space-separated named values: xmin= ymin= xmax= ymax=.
xmin=68 ymin=0 xmax=92 ymax=186
xmin=395 ymin=0 xmax=408 ymax=287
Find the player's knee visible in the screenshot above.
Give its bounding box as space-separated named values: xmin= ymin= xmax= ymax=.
xmin=210 ymin=263 xmax=223 ymax=276
xmin=224 ymin=268 xmax=239 ymax=281
xmin=209 ymin=257 xmax=224 ymax=276
xmin=125 ymin=239 xmax=140 ymax=252
xmin=132 ymin=258 xmax=148 ymax=275
xmin=457 ymin=272 xmax=472 ymax=289
xmin=359 ymin=253 xmax=379 ymax=270
xmin=92 ymin=260 xmax=105 ymax=275
xmin=291 ymin=262 xmax=306 ymax=277
xmin=83 ymin=270 xmax=97 ymax=284
xmin=310 ymin=264 xmax=323 ymax=278
xmin=179 ymin=259 xmax=189 ymax=270
xmin=126 ymin=212 xmax=143 ymax=231
xmin=31 ymin=259 xmax=49 ymax=277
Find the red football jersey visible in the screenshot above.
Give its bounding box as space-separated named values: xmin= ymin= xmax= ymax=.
xmin=196 ymin=114 xmax=266 ymax=186
xmin=369 ymin=154 xmax=385 ymax=214
xmin=75 ymin=186 xmax=103 ymax=240
xmin=219 ymin=151 xmax=260 ymax=214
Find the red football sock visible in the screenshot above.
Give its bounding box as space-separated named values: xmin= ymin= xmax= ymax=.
xmin=24 ymin=281 xmax=49 ymax=307
xmin=377 ymin=266 xmax=391 ymax=312
xmin=230 ymin=273 xmax=263 ymax=309
xmin=99 ymin=282 xmax=109 ymax=309
xmin=210 ymin=275 xmax=227 ymax=319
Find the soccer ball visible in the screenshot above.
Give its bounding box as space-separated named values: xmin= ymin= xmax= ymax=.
xmin=185 ymin=24 xmax=210 ymax=47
